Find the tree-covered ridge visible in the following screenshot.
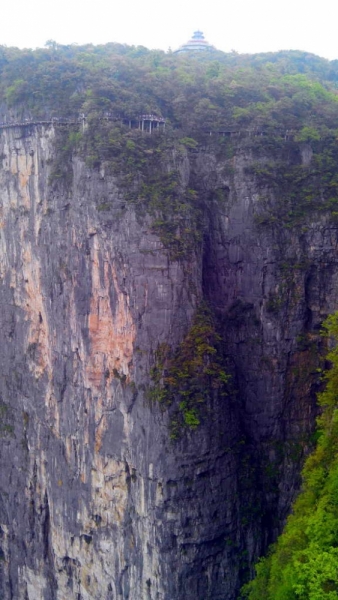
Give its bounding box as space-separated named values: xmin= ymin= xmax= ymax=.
xmin=241 ymin=313 xmax=338 ymax=600
xmin=1 ymin=42 xmax=338 ymax=136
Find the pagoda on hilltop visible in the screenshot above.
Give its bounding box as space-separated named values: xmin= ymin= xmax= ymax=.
xmin=174 ymin=30 xmax=215 ymax=53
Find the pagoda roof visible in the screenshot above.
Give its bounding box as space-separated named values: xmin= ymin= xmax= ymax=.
xmin=174 ymin=31 xmax=215 ymax=53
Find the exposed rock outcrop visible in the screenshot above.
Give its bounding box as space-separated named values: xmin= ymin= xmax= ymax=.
xmin=0 ymin=124 xmax=336 ymax=599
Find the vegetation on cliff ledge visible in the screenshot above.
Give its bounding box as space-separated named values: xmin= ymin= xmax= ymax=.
xmin=241 ymin=313 xmax=338 ymax=599
xmin=148 ymin=303 xmax=229 ymax=438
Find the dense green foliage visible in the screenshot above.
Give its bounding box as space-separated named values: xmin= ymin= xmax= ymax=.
xmin=148 ymin=303 xmax=229 ymax=438
xmin=241 ymin=313 xmax=338 ymax=599
xmin=1 ymin=42 xmax=338 ymax=134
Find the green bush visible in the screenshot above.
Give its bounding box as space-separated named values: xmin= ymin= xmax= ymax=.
xmin=148 ymin=303 xmax=229 ymax=438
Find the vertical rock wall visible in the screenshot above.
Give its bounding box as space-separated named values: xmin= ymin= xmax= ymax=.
xmin=0 ymin=125 xmax=337 ymax=599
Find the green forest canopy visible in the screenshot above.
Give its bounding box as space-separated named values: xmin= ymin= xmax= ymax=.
xmin=2 ymin=41 xmax=338 ymax=137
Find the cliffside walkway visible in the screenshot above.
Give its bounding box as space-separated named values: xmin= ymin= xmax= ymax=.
xmin=0 ymin=113 xmax=166 ymax=133
xmin=0 ymin=116 xmax=326 ymax=142
xmin=206 ymin=128 xmax=298 ymax=140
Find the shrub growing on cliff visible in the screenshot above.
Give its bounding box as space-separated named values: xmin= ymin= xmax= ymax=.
xmin=241 ymin=312 xmax=338 ymax=600
xmin=148 ymin=303 xmax=229 ymax=438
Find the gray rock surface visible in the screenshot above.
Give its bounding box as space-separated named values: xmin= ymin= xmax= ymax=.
xmin=0 ymin=125 xmax=336 ymax=599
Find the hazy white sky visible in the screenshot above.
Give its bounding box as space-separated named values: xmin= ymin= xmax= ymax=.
xmin=2 ymin=0 xmax=337 ymax=60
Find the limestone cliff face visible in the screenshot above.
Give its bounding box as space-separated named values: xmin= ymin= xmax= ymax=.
xmin=0 ymin=125 xmax=336 ymax=600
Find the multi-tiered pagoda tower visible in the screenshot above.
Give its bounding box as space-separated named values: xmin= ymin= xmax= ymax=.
xmin=174 ymin=30 xmax=215 ymax=53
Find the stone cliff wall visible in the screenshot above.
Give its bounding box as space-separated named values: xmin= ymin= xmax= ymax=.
xmin=0 ymin=125 xmax=336 ymax=599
